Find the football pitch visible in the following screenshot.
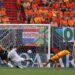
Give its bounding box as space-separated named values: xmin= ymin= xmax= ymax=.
xmin=0 ymin=67 xmax=75 ymax=75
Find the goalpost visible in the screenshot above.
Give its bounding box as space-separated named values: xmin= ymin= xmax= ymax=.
xmin=0 ymin=24 xmax=50 ymax=68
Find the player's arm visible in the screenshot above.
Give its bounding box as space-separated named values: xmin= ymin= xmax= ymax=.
xmin=2 ymin=59 xmax=8 ymax=64
xmin=43 ymin=59 xmax=51 ymax=66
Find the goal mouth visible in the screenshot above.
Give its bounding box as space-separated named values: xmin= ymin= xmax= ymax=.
xmin=0 ymin=24 xmax=50 ymax=68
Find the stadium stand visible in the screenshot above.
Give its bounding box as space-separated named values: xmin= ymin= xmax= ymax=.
xmin=0 ymin=0 xmax=74 ymax=25
xmin=3 ymin=0 xmax=24 ymax=23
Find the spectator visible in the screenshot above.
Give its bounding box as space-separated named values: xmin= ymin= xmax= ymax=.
xmin=51 ymin=17 xmax=58 ymax=27
xmin=60 ymin=17 xmax=68 ymax=27
xmin=68 ymin=17 xmax=74 ymax=27
xmin=0 ymin=0 xmax=75 ymax=26
xmin=1 ymin=16 xmax=10 ymax=24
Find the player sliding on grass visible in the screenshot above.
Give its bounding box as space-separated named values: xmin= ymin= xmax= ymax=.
xmin=44 ymin=48 xmax=70 ymax=68
xmin=0 ymin=45 xmax=33 ymax=68
xmin=8 ymin=45 xmax=33 ymax=69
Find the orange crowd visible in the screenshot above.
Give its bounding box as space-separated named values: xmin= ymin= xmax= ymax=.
xmin=17 ymin=0 xmax=75 ymax=26
xmin=0 ymin=0 xmax=10 ymax=23
xmin=0 ymin=0 xmax=75 ymax=27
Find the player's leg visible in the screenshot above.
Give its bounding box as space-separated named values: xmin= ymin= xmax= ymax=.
xmin=7 ymin=61 xmax=14 ymax=68
xmin=1 ymin=53 xmax=13 ymax=68
xmin=15 ymin=57 xmax=33 ymax=68
xmin=43 ymin=59 xmax=51 ymax=66
xmin=43 ymin=59 xmax=59 ymax=68
xmin=70 ymin=59 xmax=75 ymax=67
xmin=14 ymin=61 xmax=23 ymax=69
xmin=25 ymin=58 xmax=33 ymax=63
xmin=54 ymin=61 xmax=59 ymax=69
xmin=1 ymin=59 xmax=14 ymax=68
xmin=43 ymin=54 xmax=59 ymax=66
xmin=13 ymin=58 xmax=26 ymax=69
xmin=20 ymin=56 xmax=33 ymax=63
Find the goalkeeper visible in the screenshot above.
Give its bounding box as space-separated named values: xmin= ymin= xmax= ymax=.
xmin=44 ymin=48 xmax=70 ymax=68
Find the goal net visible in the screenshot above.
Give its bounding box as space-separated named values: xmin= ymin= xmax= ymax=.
xmin=0 ymin=24 xmax=50 ymax=68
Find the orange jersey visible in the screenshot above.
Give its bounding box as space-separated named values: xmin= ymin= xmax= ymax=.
xmin=35 ymin=0 xmax=40 ymax=4
xmin=34 ymin=16 xmax=44 ymax=23
xmin=0 ymin=10 xmax=6 ymax=16
xmin=68 ymin=19 xmax=74 ymax=26
xmin=67 ymin=2 xmax=74 ymax=8
xmin=47 ymin=12 xmax=53 ymax=19
xmin=2 ymin=17 xmax=9 ymax=23
xmin=32 ymin=3 xmax=38 ymax=8
xmin=71 ymin=10 xmax=75 ymax=16
xmin=64 ymin=11 xmax=70 ymax=17
xmin=50 ymin=50 xmax=70 ymax=61
xmin=24 ymin=9 xmax=33 ymax=15
xmin=17 ymin=0 xmax=20 ymax=4
xmin=60 ymin=19 xmax=68 ymax=26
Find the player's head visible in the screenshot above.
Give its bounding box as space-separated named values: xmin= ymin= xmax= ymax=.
xmin=9 ymin=46 xmax=13 ymax=50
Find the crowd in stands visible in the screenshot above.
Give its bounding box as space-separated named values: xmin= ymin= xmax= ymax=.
xmin=0 ymin=0 xmax=75 ymax=26
xmin=0 ymin=0 xmax=10 ymax=23
xmin=16 ymin=0 xmax=75 ymax=26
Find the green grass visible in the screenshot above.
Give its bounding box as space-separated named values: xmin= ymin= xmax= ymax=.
xmin=0 ymin=67 xmax=75 ymax=75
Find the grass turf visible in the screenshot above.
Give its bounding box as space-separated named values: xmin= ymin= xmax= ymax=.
xmin=0 ymin=67 xmax=75 ymax=75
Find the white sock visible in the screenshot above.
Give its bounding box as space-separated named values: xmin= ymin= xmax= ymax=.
xmin=7 ymin=62 xmax=14 ymax=68
xmin=70 ymin=59 xmax=75 ymax=67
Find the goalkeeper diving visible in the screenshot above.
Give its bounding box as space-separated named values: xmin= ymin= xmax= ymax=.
xmin=43 ymin=45 xmax=71 ymax=68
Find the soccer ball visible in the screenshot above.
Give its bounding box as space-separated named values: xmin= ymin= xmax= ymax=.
xmin=27 ymin=50 xmax=32 ymax=54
